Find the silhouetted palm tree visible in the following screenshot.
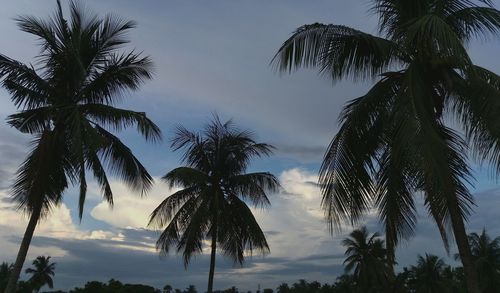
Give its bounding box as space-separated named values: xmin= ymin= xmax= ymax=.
xmin=163 ymin=284 xmax=173 ymax=293
xmin=0 ymin=263 xmax=13 ymax=292
xmin=0 ymin=2 xmax=159 ymax=292
xmin=460 ymin=229 xmax=500 ymax=292
xmin=273 ymin=1 xmax=500 ymax=291
xmin=149 ymin=116 xmax=279 ymax=293
xmin=25 ymin=256 xmax=55 ymax=293
xmin=342 ymin=227 xmax=391 ymax=292
xmin=409 ymin=254 xmax=448 ymax=293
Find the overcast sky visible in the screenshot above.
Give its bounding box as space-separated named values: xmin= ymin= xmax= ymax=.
xmin=1 ymin=0 xmax=500 ymax=291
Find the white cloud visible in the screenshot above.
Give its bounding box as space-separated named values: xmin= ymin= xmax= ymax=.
xmin=90 ymin=178 xmax=176 ymax=229
xmin=88 ymin=168 xmax=346 ymax=264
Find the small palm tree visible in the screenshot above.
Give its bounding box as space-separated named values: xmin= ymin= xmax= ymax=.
xmin=149 ymin=116 xmax=279 ymax=293
xmin=25 ymin=256 xmax=55 ymax=293
xmin=1 ymin=2 xmax=160 ymax=292
xmin=342 ymin=227 xmax=391 ymax=292
xmin=163 ymin=284 xmax=173 ymax=293
xmin=409 ymin=254 xmax=448 ymax=293
xmin=273 ymin=1 xmax=500 ymax=292
xmin=0 ymin=263 xmax=13 ymax=292
xmin=461 ymin=229 xmax=500 ymax=292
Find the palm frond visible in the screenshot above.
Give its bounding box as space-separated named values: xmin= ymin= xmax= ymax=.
xmin=162 ymin=167 xmax=209 ymax=189
xmin=272 ymin=23 xmax=401 ymax=81
xmin=94 ymin=125 xmax=153 ymax=195
xmin=320 ymin=74 xmax=401 ymax=231
xmin=79 ymin=51 xmax=153 ymax=105
xmin=7 ymin=107 xmax=52 ymax=134
xmin=447 ymin=6 xmax=500 ymax=41
xmin=148 ymin=186 xmax=201 ymax=229
xmin=12 ymin=130 xmax=68 ymax=216
xmin=81 ymin=103 xmax=161 ymax=142
xmin=219 ymin=195 xmax=270 ymax=264
xmin=226 ymin=172 xmax=279 ymax=207
xmin=0 ymin=55 xmax=49 ymax=109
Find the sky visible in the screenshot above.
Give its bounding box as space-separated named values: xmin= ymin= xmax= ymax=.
xmin=0 ymin=0 xmax=500 ymax=291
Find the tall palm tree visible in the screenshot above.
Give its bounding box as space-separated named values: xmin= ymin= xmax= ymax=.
xmin=461 ymin=229 xmax=500 ymax=292
xmin=0 ymin=2 xmax=160 ymax=292
xmin=272 ymin=1 xmax=500 ymax=291
xmin=148 ymin=116 xmax=279 ymax=293
xmin=341 ymin=226 xmax=391 ymax=292
xmin=409 ymin=254 xmax=449 ymax=293
xmin=25 ymin=256 xmax=55 ymax=293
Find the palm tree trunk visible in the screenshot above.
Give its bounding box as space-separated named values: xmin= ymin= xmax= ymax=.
xmin=207 ymin=230 xmax=217 ymax=293
xmin=4 ymin=205 xmax=41 ymax=293
xmin=448 ymin=198 xmax=480 ymax=293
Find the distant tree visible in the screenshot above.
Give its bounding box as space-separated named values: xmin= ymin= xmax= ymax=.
xmin=332 ymin=275 xmax=357 ymax=293
xmin=220 ymin=286 xmax=238 ymax=293
xmin=183 ymin=285 xmax=197 ymax=293
xmin=409 ymin=254 xmax=449 ymax=293
xmin=108 ymin=279 xmax=123 ymax=291
xmin=263 ymin=289 xmax=273 ymax=293
xmin=149 ymin=116 xmax=279 ymax=293
xmin=276 ymin=283 xmax=290 ymax=293
xmin=0 ymin=263 xmax=13 ymax=292
xmin=461 ymin=229 xmax=500 ymax=292
xmin=163 ymin=284 xmax=173 ymax=293
xmin=342 ymin=227 xmax=391 ymax=292
xmin=25 ymin=256 xmax=55 ymax=292
xmin=15 ymin=281 xmax=33 ymax=293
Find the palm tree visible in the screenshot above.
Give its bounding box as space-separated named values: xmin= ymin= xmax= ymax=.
xmin=272 ymin=1 xmax=500 ymax=292
xmin=0 ymin=263 xmax=13 ymax=292
xmin=25 ymin=256 xmax=55 ymax=293
xmin=409 ymin=254 xmax=449 ymax=293
xmin=0 ymin=2 xmax=160 ymax=292
xmin=461 ymin=229 xmax=500 ymax=292
xmin=341 ymin=227 xmax=391 ymax=292
xmin=148 ymin=116 xmax=279 ymax=293
xmin=163 ymin=284 xmax=173 ymax=293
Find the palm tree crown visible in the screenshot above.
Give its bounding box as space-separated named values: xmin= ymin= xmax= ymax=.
xmin=273 ymin=1 xmax=500 ymax=291
xmin=1 ymin=0 xmax=160 ymax=218
xmin=464 ymin=229 xmax=500 ymax=292
xmin=341 ymin=226 xmax=391 ymax=291
xmin=149 ymin=116 xmax=279 ymax=293
xmin=409 ymin=254 xmax=448 ymax=293
xmin=0 ymin=2 xmax=159 ymax=292
xmin=25 ymin=256 xmax=56 ymax=292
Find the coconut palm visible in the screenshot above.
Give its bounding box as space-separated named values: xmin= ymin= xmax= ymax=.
xmin=148 ymin=116 xmax=279 ymax=293
xmin=272 ymin=1 xmax=500 ymax=292
xmin=409 ymin=254 xmax=449 ymax=293
xmin=342 ymin=227 xmax=391 ymax=292
xmin=0 ymin=263 xmax=13 ymax=292
xmin=460 ymin=229 xmax=500 ymax=292
xmin=25 ymin=256 xmax=55 ymax=293
xmin=0 ymin=2 xmax=160 ymax=292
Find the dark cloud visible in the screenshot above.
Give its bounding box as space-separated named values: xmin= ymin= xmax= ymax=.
xmin=274 ymin=144 xmax=326 ymax=163
xmin=25 ymin=231 xmax=346 ymax=291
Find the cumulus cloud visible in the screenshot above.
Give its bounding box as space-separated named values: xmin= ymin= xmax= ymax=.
xmin=89 ymin=178 xmax=176 ymax=229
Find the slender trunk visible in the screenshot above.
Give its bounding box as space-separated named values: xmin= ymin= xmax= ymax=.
xmin=448 ymin=198 xmax=480 ymax=293
xmin=207 ymin=230 xmax=217 ymax=293
xmin=4 ymin=205 xmax=42 ymax=293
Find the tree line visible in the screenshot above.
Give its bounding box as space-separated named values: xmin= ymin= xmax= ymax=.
xmin=2 ymin=227 xmax=500 ymax=292
xmin=0 ymin=1 xmax=499 ymax=293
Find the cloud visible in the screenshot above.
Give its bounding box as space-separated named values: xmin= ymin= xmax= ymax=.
xmin=2 ymin=167 xmax=500 ymax=291
xmin=89 ymin=179 xmax=176 ymax=229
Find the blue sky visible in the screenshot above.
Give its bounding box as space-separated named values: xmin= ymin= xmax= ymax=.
xmin=0 ymin=0 xmax=500 ymax=291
